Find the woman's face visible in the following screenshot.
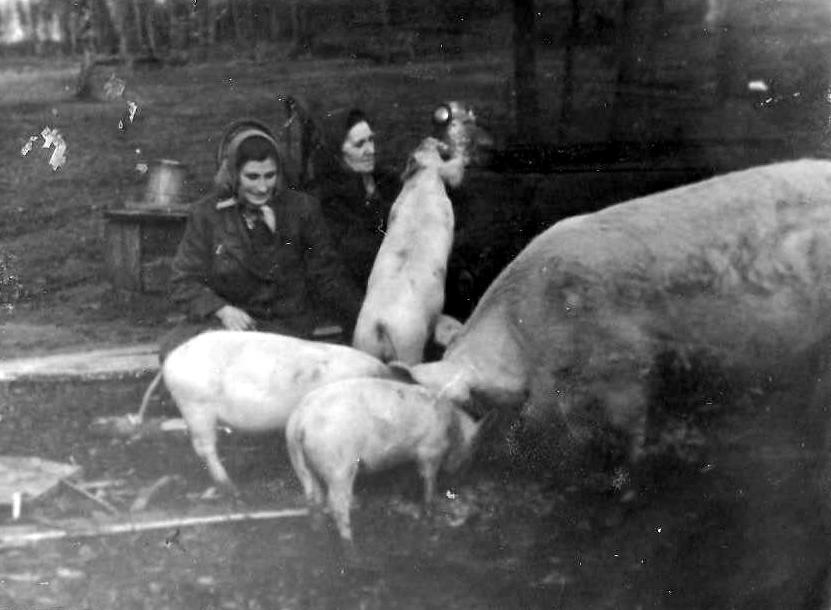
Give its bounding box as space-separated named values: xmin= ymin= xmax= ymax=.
xmin=341 ymin=120 xmax=376 ymax=174
xmin=237 ymin=157 xmax=279 ymax=206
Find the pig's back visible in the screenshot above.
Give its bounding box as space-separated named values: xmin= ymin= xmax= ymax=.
xmin=293 ymin=378 xmax=447 ymax=467
xmin=372 ymin=172 xmax=454 ymax=274
xmin=516 ymin=158 xmax=831 ymax=289
xmin=460 ymin=160 xmax=831 ymax=369
xmin=164 ymin=331 xmax=389 ymax=418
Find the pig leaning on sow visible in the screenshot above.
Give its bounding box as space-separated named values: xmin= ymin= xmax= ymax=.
xmin=396 ymin=159 xmax=831 ymax=609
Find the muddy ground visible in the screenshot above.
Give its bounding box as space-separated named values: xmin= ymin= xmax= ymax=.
xmin=2 ymin=11 xmax=831 ymax=607
xmin=0 ymin=373 xmax=824 ymax=609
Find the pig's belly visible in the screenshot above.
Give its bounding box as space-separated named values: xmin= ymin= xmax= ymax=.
xmin=647 ymin=289 xmax=828 ymax=369
xmin=213 ymin=388 xmax=304 ymax=431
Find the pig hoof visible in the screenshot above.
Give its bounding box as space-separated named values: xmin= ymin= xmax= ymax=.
xmin=309 ymin=510 xmax=327 ymax=532
xmin=199 ymin=486 xmax=220 ymax=500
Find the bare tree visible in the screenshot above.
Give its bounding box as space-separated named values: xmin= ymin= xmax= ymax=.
xmin=15 ymin=0 xmax=36 ymax=54
xmin=268 ymin=0 xmax=281 ymax=42
xmin=513 ymin=0 xmax=539 ymax=142
xmin=557 ymin=0 xmax=580 ymax=142
xmin=75 ymin=0 xmax=132 ymax=98
xmin=287 ymin=0 xmax=313 ymax=58
xmin=75 ymin=0 xmax=98 ymax=98
xmin=102 ymin=0 xmax=131 ymax=65
xmin=201 ymin=0 xmax=221 ymax=47
xmin=130 ymin=0 xmax=146 ymax=54
xmin=608 ymin=0 xmax=665 ymax=141
xmin=230 ymin=0 xmax=250 ymax=49
xmin=54 ymin=0 xmax=79 ymax=55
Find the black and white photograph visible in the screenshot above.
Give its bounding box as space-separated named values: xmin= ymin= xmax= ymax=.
xmin=0 ymin=0 xmax=830 ymax=608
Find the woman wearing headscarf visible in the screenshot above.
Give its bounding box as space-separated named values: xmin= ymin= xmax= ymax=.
xmin=161 ymin=118 xmax=363 ymax=357
xmin=304 ymin=108 xmax=402 ymax=316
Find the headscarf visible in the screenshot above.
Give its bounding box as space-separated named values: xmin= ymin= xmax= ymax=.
xmin=214 ymin=118 xmax=283 ymax=198
xmin=309 ymin=107 xmax=370 ymax=178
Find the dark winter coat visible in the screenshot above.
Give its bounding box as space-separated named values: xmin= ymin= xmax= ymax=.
xmin=306 ymin=167 xmax=401 ymax=293
xmin=169 ymin=189 xmax=363 ymax=336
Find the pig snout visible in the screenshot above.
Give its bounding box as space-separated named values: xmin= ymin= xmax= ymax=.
xmin=286 ymin=377 xmax=488 ymax=550
xmin=431 ymin=100 xmax=494 ymax=168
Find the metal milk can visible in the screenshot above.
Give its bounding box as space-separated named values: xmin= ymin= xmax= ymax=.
xmin=144 ymin=159 xmax=186 ymax=208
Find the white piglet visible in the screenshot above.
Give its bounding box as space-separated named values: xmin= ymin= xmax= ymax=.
xmin=352 ymin=137 xmax=460 ymax=364
xmin=160 ymin=330 xmax=395 ymax=492
xmin=286 ymin=377 xmax=491 ymax=550
xmin=352 ymin=102 xmax=491 ymax=365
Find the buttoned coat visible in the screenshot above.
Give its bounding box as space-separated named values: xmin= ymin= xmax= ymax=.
xmin=170 ymin=189 xmax=362 ymax=335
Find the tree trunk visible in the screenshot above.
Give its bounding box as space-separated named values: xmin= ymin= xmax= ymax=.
xmin=166 ymin=0 xmax=176 ymax=50
xmin=512 ymin=0 xmax=539 ymax=142
xmin=102 ymin=0 xmax=132 ymax=67
xmin=231 ymin=0 xmax=244 ymax=49
xmin=557 ymin=0 xmax=580 ymax=142
xmin=32 ymin=1 xmax=46 ymax=55
xmin=378 ymin=0 xmax=391 ymax=63
xmin=61 ymin=1 xmax=77 ymax=56
xmin=608 ymin=0 xmax=664 ymax=141
xmin=131 ymin=0 xmax=143 ymax=53
xmin=288 ymin=0 xmax=312 ymax=58
xmin=75 ymin=1 xmax=98 ymax=98
xmin=609 ymin=0 xmax=638 ymax=141
xmin=268 ymin=0 xmax=280 ymax=41
xmin=713 ymin=7 xmax=740 ymax=103
xmin=144 ymin=0 xmax=158 ymax=56
xmin=205 ymin=0 xmax=218 ymax=46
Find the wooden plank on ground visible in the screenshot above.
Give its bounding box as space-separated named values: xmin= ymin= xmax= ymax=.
xmin=0 ymin=507 xmax=309 ymax=548
xmin=0 ymin=344 xmax=159 ymax=382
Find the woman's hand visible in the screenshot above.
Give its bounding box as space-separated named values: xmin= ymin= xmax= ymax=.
xmin=215 ymin=305 xmax=256 ymax=331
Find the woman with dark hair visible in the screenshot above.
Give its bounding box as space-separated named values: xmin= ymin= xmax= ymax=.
xmin=161 ymin=119 xmax=362 ymax=356
xmin=304 ymin=108 xmax=402 ymax=329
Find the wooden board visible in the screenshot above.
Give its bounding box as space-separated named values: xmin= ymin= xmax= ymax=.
xmin=0 ymin=344 xmax=159 ymax=381
xmin=0 ymin=457 xmax=81 ymax=504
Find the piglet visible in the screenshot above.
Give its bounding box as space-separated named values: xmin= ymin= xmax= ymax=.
xmin=160 ymin=330 xmax=395 ymax=492
xmin=285 ymin=377 xmax=491 ymax=553
xmin=352 ymin=102 xmax=491 ymax=365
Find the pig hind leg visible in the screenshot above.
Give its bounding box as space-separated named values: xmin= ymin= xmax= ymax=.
xmin=324 ymin=461 xmax=360 ymax=554
xmin=185 ymin=405 xmax=237 ymax=493
xmin=416 ymin=456 xmax=441 ymax=511
xmin=286 ymin=430 xmax=327 ymax=529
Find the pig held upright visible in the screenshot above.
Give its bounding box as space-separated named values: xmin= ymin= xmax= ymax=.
xmin=162 ymin=330 xmax=393 ymax=492
xmin=285 ymin=377 xmax=489 ymax=550
xmin=401 ymin=159 xmax=831 ymax=608
xmin=352 ymin=102 xmax=491 ymax=365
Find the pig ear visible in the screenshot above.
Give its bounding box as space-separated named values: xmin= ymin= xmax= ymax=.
xmin=387 ymin=361 xmax=417 ymax=384
xmin=433 ymin=313 xmax=463 ymax=348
